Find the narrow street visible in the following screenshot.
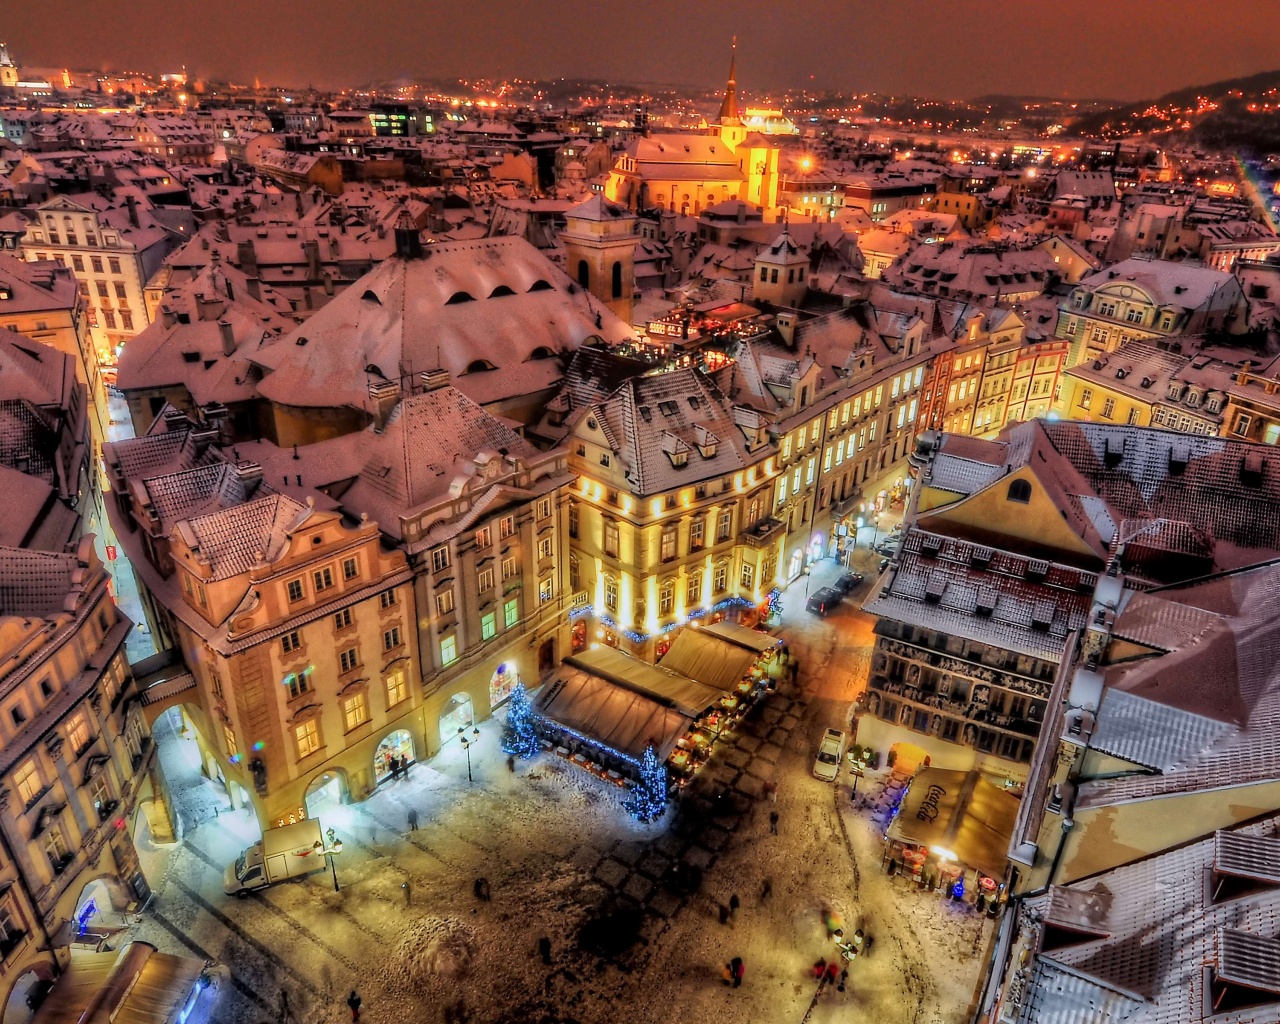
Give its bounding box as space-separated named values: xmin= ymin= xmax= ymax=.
xmin=116 ymin=548 xmax=984 ymax=1024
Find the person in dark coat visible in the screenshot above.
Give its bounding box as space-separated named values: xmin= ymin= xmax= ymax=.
xmin=770 ymin=810 xmax=780 ymax=834
xmin=347 ymin=990 xmax=362 ymax=1021
xmin=824 ymin=961 xmax=839 ymax=985
xmin=407 ymin=807 xmax=419 ymax=831
xmin=730 ymin=956 xmax=744 ymax=988
xmin=537 ymin=936 xmax=552 ymax=964
xmin=810 ymin=958 xmax=827 ymax=979
xmin=760 ymin=877 xmax=772 ymax=902
xmin=728 ymin=893 xmax=740 ymax=916
xmin=718 ymin=904 xmax=730 ymax=925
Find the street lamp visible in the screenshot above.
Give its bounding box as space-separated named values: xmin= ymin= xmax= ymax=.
xmin=459 ymin=725 xmax=480 ymax=783
xmin=318 ymin=828 xmax=342 ymax=892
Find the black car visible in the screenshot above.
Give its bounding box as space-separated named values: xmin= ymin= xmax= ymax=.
xmin=878 ymin=557 xmax=890 ymax=574
xmin=834 ymin=571 xmax=864 ymax=594
xmin=806 ymin=586 xmax=844 ymax=616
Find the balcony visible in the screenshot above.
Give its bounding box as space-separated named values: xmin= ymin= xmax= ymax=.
xmin=741 ymin=517 xmax=786 ymax=549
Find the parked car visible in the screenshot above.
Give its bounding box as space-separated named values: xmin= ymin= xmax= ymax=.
xmin=878 ymin=557 xmax=891 ymax=575
xmin=874 ymin=537 xmax=901 ymax=557
xmin=805 ymin=586 xmax=843 ymax=616
xmin=813 ymin=728 xmax=847 ymax=782
xmin=834 ymin=571 xmax=864 ymax=594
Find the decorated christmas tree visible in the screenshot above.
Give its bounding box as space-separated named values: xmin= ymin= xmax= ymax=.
xmin=626 ymin=745 xmax=669 ymax=823
xmin=501 ymin=683 xmax=540 ymax=760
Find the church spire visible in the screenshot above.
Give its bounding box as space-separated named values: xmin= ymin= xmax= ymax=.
xmin=718 ymin=37 xmax=740 ymax=124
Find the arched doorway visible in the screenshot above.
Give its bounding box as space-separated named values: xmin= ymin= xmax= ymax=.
xmin=2 ymin=965 xmax=55 ymax=1024
xmin=439 ymin=693 xmax=474 ymax=745
xmin=538 ymin=637 xmax=556 ymax=680
xmin=489 ymin=662 xmax=519 ymax=709
xmin=304 ymin=770 xmax=348 ymax=818
xmin=374 ymin=730 xmax=415 ymax=785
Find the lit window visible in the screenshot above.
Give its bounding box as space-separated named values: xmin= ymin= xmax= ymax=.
xmin=475 ymin=526 xmax=492 ymax=549
xmin=295 ymin=720 xmax=320 ymax=757
xmin=740 ymin=563 xmax=755 ymax=590
xmin=66 ymin=713 xmax=90 ymax=753
xmin=538 ymin=497 xmax=552 ymax=520
xmin=538 ymin=537 xmax=554 ymax=560
xmin=502 ymin=556 xmax=518 ymax=581
xmin=504 ymin=598 xmax=519 ymax=629
xmin=431 ymin=547 xmax=450 ymax=573
xmin=481 ymin=612 xmax=496 ymax=641
xmin=440 ymin=636 xmax=458 ymax=665
xmin=14 ymin=761 xmax=41 ymax=805
xmin=385 ymin=667 xmax=408 ymax=707
xmin=499 ymin=515 xmax=515 ymax=539
xmin=539 ymin=578 xmax=554 ymax=604
xmin=478 ymin=567 xmax=494 ymax=592
xmin=343 ymin=693 xmax=369 ymax=731
xmin=223 ymin=724 xmax=239 ymax=758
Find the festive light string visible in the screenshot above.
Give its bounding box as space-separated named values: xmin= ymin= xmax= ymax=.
xmin=569 ymin=596 xmax=758 ymax=643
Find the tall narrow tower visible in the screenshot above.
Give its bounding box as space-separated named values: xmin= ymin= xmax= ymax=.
xmin=0 ymin=43 xmax=19 ymax=92
xmin=560 ymin=195 xmax=638 ymax=325
xmin=717 ymin=38 xmax=747 ymax=151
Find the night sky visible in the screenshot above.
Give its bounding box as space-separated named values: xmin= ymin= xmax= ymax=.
xmin=7 ymin=0 xmax=1280 ymax=100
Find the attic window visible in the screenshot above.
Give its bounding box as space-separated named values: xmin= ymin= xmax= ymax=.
xmin=465 ymin=359 xmax=496 ymax=373
xmin=1212 ymin=929 xmax=1280 ymax=1013
xmin=489 ymin=285 xmax=516 ymax=298
xmin=528 ymin=279 xmax=553 ymax=292
xmin=639 ymin=406 xmax=652 ymax=423
xmin=361 ymin=289 xmax=381 ymax=304
xmin=1241 ymin=451 xmax=1266 ymax=487
xmin=529 ymin=346 xmax=555 ymax=360
xmin=1006 ymin=479 xmax=1032 ymax=504
xmin=657 ymin=401 xmax=678 ymax=416
xmin=182 ymin=351 xmax=200 ymax=363
xmin=295 ymin=336 xmax=309 ymax=347
xmin=445 ymin=291 xmax=475 ymax=304
xmin=1211 ymin=832 xmax=1280 ymax=904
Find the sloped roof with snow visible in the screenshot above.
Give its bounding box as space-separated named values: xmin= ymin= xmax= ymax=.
xmin=255 ymin=237 xmax=632 ymax=412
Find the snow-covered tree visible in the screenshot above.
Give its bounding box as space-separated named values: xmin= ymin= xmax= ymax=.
xmin=501 ymin=683 xmax=540 ymax=760
xmin=626 ymin=746 xmax=668 ymax=823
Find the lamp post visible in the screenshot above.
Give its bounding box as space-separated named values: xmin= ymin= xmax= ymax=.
xmin=458 ymin=725 xmax=480 ymax=783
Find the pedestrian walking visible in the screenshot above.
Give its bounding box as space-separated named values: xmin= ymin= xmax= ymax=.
xmin=474 ymin=877 xmax=491 ymax=901
xmin=731 ymin=956 xmax=744 ymax=988
xmin=407 ymin=807 xmax=419 ymax=831
xmin=718 ymin=904 xmax=730 ymax=926
xmin=346 ymin=990 xmax=362 ymax=1022
xmin=729 ymin=893 xmax=740 ymax=916
xmin=863 ymin=934 xmax=875 ymax=957
xmin=401 ymin=881 xmax=412 ymax=907
xmin=825 ymin=961 xmax=839 ymax=986
xmin=838 ymin=967 xmax=848 ymax=993
xmin=760 ymin=877 xmax=772 ymax=903
xmin=538 ymin=936 xmax=552 ymax=964
xmin=769 ymin=810 xmax=779 ymax=834
xmin=810 ymin=958 xmax=827 ymax=979
xmin=722 ymin=962 xmax=734 ymax=986
xmin=507 ymin=755 xmax=516 ymax=773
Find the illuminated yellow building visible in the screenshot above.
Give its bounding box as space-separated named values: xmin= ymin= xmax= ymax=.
xmin=604 ymin=45 xmax=780 ymax=216
xmin=564 ymin=366 xmax=780 ymax=661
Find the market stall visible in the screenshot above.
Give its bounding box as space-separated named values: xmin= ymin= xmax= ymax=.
xmin=32 ymin=942 xmax=207 ymax=1024
xmin=883 ymin=767 xmax=1020 ymax=912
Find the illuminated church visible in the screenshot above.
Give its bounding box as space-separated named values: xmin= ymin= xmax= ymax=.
xmin=604 ymin=42 xmax=780 ymax=216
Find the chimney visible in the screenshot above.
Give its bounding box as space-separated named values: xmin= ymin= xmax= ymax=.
xmin=195 ymin=293 xmax=226 ymax=321
xmin=368 ymin=379 xmax=401 ymax=430
xmin=736 ymin=202 xmax=746 ymax=225
xmin=234 ymin=460 xmax=264 ymax=493
xmin=420 ymin=368 xmax=450 ymax=392
xmin=245 ymin=276 xmax=261 ymax=301
xmin=236 ymin=239 xmax=258 ymax=277
xmin=161 ymin=306 xmax=178 ymax=328
xmin=218 ymin=318 xmax=236 ymax=356
xmin=125 ymin=192 xmax=140 ymax=228
xmin=303 ymin=238 xmax=321 ymax=279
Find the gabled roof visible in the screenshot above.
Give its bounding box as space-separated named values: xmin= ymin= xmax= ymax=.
xmin=177 ymin=493 xmax=311 ymax=582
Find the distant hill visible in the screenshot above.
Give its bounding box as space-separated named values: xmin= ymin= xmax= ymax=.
xmin=1071 ymin=68 xmax=1280 ymax=152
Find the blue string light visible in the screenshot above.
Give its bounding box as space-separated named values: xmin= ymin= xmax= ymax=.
xmin=570 ymin=597 xmax=756 ymax=644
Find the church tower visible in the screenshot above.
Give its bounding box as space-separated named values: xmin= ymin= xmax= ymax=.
xmin=560 ymin=195 xmax=638 ymax=325
xmin=0 ymin=43 xmax=19 ymax=92
xmin=717 ymin=39 xmax=747 ymax=151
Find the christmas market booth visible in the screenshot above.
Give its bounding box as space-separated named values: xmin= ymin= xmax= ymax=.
xmin=883 ymin=767 xmax=1020 ymax=914
xmin=31 ymin=941 xmax=208 ymax=1024
xmin=657 ymin=620 xmax=782 ymax=704
xmin=534 ymin=647 xmax=722 ymax=785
